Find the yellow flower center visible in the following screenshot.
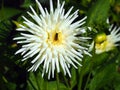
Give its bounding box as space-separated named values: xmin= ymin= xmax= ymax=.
xmin=95 ymin=33 xmax=107 ymax=51
xmin=95 ymin=33 xmax=107 ymax=43
xmin=46 ymin=29 xmax=64 ymax=46
xmin=95 ymin=33 xmax=114 ymax=53
xmin=95 ymin=41 xmax=108 ymax=50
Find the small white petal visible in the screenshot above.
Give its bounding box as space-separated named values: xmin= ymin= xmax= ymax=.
xmin=109 ymin=24 xmax=114 ymax=31
xmin=64 ymin=6 xmax=73 ymax=18
xmin=36 ymin=0 xmax=45 ymax=17
xmin=48 ymin=65 xmax=52 ymax=79
xmin=59 ymin=54 xmax=66 ymax=75
xmin=52 ymin=58 xmax=55 ymax=78
xmin=15 ymin=48 xmax=26 ymax=54
xmin=64 ymin=62 xmax=71 ymax=77
xmin=50 ymin=0 xmax=53 ymax=13
xmin=57 ymin=0 xmax=60 ymax=8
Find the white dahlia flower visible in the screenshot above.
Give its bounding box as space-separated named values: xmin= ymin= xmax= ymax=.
xmin=14 ymin=0 xmax=90 ymax=79
xmin=95 ymin=24 xmax=120 ymax=54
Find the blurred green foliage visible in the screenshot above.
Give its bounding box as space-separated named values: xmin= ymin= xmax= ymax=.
xmin=0 ymin=0 xmax=120 ymax=90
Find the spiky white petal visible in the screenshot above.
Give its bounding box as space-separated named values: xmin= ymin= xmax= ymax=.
xmin=14 ymin=0 xmax=90 ymax=79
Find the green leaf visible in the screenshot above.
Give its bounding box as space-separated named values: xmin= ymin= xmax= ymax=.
xmin=27 ymin=80 xmax=36 ymax=90
xmin=86 ymin=0 xmax=110 ymax=26
xmin=0 ymin=7 xmax=21 ymax=21
xmin=47 ymin=81 xmax=69 ymax=90
xmin=80 ymin=55 xmax=92 ymax=76
xmin=27 ymin=71 xmax=49 ymax=90
xmin=0 ymin=20 xmax=13 ymax=42
xmin=93 ymin=52 xmax=109 ymax=68
xmin=89 ymin=63 xmax=116 ymax=90
xmin=35 ymin=71 xmax=47 ymax=90
xmin=21 ymin=0 xmax=34 ymax=8
xmin=27 ymin=71 xmax=71 ymax=90
xmin=113 ymin=73 xmax=120 ymax=90
xmin=27 ymin=72 xmax=39 ymax=90
xmin=70 ymin=67 xmax=77 ymax=88
xmin=6 ymin=82 xmax=17 ymax=90
xmin=47 ymin=81 xmax=58 ymax=90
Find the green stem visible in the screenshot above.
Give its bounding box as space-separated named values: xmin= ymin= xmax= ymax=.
xmin=84 ymin=45 xmax=95 ymax=90
xmin=2 ymin=76 xmax=8 ymax=83
xmin=56 ymin=73 xmax=60 ymax=90
xmin=61 ymin=71 xmax=71 ymax=89
xmin=60 ymin=72 xmax=71 ymax=89
xmin=63 ymin=75 xmax=70 ymax=88
xmin=1 ymin=0 xmax=4 ymax=18
xmin=78 ymin=43 xmax=95 ymax=90
xmin=83 ymin=60 xmax=94 ymax=90
xmin=78 ymin=67 xmax=84 ymax=90
xmin=45 ymin=81 xmax=48 ymax=90
xmin=28 ymin=78 xmax=37 ymax=90
xmin=84 ymin=71 xmax=92 ymax=90
xmin=35 ymin=75 xmax=41 ymax=90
